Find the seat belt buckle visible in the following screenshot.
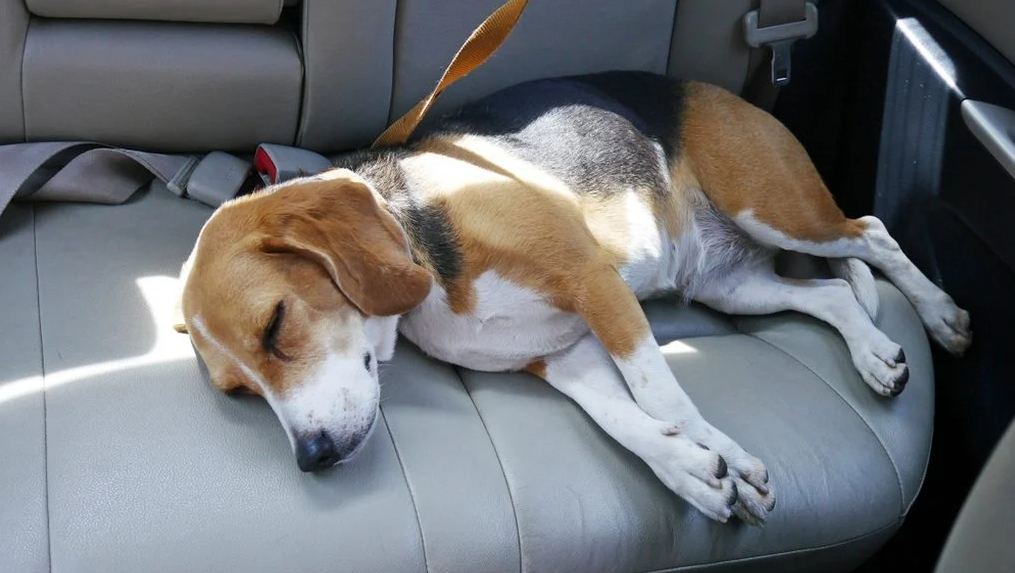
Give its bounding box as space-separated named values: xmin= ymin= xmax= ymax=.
xmin=743 ymin=2 xmax=818 ymax=87
xmin=185 ymin=151 xmax=253 ymax=207
xmin=253 ymin=144 xmax=333 ymax=186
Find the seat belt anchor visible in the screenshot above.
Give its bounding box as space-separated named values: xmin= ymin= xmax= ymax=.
xmin=743 ymin=2 xmax=818 ymax=87
xmin=253 ymin=144 xmax=333 ymax=186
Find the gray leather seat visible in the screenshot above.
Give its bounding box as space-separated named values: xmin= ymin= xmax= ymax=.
xmin=934 ymin=417 xmax=1015 ymax=573
xmin=0 ymin=0 xmax=939 ymax=571
xmin=0 ymin=185 xmax=934 ymax=572
xmin=0 ymin=0 xmax=777 ymax=151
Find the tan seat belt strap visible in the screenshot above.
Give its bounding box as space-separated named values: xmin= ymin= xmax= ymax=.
xmin=371 ymin=0 xmax=530 ymax=148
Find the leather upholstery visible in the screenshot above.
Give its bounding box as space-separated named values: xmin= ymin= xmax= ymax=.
xmin=0 ymin=0 xmax=819 ymax=151
xmin=0 ymin=0 xmax=942 ymax=570
xmin=26 ymin=0 xmax=285 ymax=25
xmin=935 ymin=417 xmax=1015 ymax=573
xmin=0 ymin=0 xmax=29 ymax=142
xmin=388 ymin=0 xmax=675 ymax=130
xmin=0 ymin=205 xmax=49 ymax=573
xmin=0 ymin=188 xmax=935 ymax=572
xmin=296 ymin=0 xmax=398 ymax=151
xmin=937 ymin=0 xmax=1015 ymax=65
xmin=668 ymin=0 xmax=761 ymax=96
xmin=22 ymin=20 xmax=303 ymax=152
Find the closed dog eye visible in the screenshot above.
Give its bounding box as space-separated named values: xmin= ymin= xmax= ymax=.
xmin=363 ymin=352 xmax=372 ymax=372
xmin=263 ymin=301 xmax=290 ymax=361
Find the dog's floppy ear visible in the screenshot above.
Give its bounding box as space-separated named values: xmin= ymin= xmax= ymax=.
xmin=260 ymin=178 xmax=432 ymax=316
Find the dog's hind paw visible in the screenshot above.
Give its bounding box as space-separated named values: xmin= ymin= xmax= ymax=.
xmin=731 ymin=475 xmax=776 ymax=526
xmin=925 ymin=301 xmax=972 ymax=356
xmin=853 ymin=334 xmax=910 ymax=397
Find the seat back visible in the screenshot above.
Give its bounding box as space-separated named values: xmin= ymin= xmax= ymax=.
xmin=0 ymin=0 xmax=789 ymax=154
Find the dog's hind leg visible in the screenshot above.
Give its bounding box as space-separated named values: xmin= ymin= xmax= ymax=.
xmin=569 ymin=265 xmax=772 ymax=522
xmin=696 ymin=261 xmax=910 ymax=396
xmin=732 ymin=213 xmax=971 ymax=356
xmin=526 ymin=333 xmax=774 ymax=525
xmin=678 ymin=81 xmax=970 ymax=355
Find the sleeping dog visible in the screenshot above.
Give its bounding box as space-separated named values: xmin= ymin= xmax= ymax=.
xmin=174 ymin=70 xmax=971 ymax=525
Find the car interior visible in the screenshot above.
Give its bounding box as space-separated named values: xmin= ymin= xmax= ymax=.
xmin=1 ymin=0 xmax=1013 ymax=571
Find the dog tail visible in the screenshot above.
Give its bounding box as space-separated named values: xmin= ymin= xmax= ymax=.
xmin=830 ymin=257 xmax=880 ymax=321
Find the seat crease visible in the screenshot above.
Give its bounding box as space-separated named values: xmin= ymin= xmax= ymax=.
xmin=739 ymin=326 xmax=906 ymax=519
xmin=378 ymin=406 xmax=430 ymax=573
xmin=457 ymin=365 xmax=524 ymax=573
xmin=643 ymin=520 xmax=901 ymax=573
xmin=31 ymin=207 xmax=53 ymax=573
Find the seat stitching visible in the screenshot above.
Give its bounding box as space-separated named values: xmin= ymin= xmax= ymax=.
xmin=740 ymin=327 xmax=906 ymax=518
xmin=457 ymin=366 xmax=524 ymax=573
xmin=664 ymin=0 xmax=680 ymax=74
xmin=386 ymin=0 xmax=402 ymax=126
xmin=640 ymin=519 xmax=901 ymax=573
xmin=32 ymin=207 xmax=53 ymax=573
xmin=294 ymin=0 xmax=311 ymax=146
xmin=378 ymin=405 xmax=430 ymax=573
xmin=19 ymin=13 xmax=30 ymax=138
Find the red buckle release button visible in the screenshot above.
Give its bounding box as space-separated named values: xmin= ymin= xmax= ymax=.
xmin=254 ymin=146 xmax=279 ymax=185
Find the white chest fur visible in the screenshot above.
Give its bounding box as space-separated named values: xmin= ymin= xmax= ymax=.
xmin=398 ymin=271 xmax=588 ymax=372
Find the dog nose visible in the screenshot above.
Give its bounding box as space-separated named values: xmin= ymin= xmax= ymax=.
xmin=296 ymin=431 xmax=340 ymax=472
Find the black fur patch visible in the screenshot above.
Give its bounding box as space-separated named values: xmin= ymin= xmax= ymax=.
xmin=333 ymin=149 xmax=463 ymax=285
xmin=397 ymin=199 xmax=462 ymax=285
xmin=421 ymin=70 xmax=688 ymax=198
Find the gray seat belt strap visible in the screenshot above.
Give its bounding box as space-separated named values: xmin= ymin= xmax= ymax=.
xmin=759 ymin=0 xmax=806 ymax=29
xmin=0 ymin=142 xmax=248 ymax=215
xmin=742 ymin=0 xmax=818 ymax=110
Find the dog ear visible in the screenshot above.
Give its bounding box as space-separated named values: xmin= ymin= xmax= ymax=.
xmin=172 ymin=257 xmax=193 ymax=333
xmin=260 ymin=178 xmax=432 ymax=317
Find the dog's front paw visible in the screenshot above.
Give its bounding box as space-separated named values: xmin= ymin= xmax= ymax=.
xmin=667 ymin=420 xmax=775 ymax=526
xmin=645 ymin=431 xmax=741 ymax=523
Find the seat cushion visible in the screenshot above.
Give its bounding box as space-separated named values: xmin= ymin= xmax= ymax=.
xmin=26 ymin=0 xmax=286 ymax=25
xmin=0 ymin=205 xmax=49 ymax=573
xmin=0 ymin=0 xmax=30 ymax=142
xmin=0 ymin=188 xmax=934 ymax=573
xmin=22 ymin=20 xmax=303 ymax=153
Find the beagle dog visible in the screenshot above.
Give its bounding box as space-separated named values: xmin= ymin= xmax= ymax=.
xmin=174 ymin=70 xmax=971 ymax=526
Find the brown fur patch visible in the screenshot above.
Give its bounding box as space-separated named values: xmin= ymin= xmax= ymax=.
xmin=257 ymin=178 xmax=433 ymax=317
xmin=407 ymin=135 xmax=649 ymax=357
xmin=574 ymin=268 xmax=651 ymax=359
xmin=524 ymin=359 xmax=547 ymax=379
xmin=184 ymin=242 xmax=353 ymax=397
xmin=653 ymin=154 xmax=699 ymax=240
xmin=679 ymin=81 xmax=864 ymax=242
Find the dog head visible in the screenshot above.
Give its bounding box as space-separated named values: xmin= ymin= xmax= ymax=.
xmin=175 ymin=170 xmax=432 ymax=472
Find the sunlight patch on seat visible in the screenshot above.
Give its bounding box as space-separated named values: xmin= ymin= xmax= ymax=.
xmin=660 ymin=340 xmax=697 ymax=355
xmin=0 ymin=275 xmax=193 ymax=405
